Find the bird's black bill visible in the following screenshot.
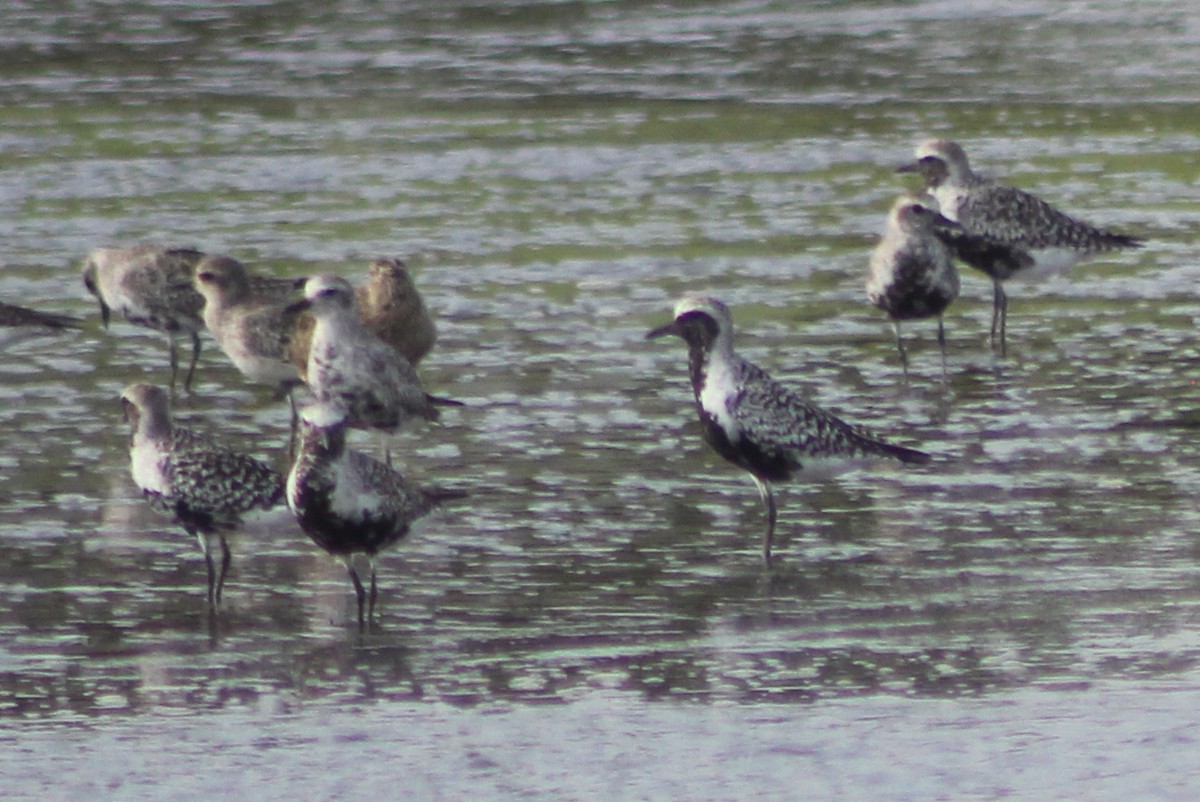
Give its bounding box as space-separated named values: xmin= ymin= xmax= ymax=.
xmin=645 ymin=321 xmax=681 ymax=341
xmin=895 ymin=161 xmax=920 ymax=174
xmin=283 ymin=298 xmax=311 ymax=316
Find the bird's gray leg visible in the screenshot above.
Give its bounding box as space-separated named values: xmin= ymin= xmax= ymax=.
xmin=167 ymin=333 xmax=180 ymax=394
xmin=998 ymin=286 xmax=1008 ymax=357
xmin=286 ymin=387 xmax=299 ymax=463
xmin=751 ymin=476 xmax=777 ymax=567
xmin=368 ymin=555 xmax=379 ymax=623
xmin=991 ymin=281 xmax=1008 ymax=357
xmin=215 ymin=535 xmax=231 ymax=604
xmin=937 ymin=316 xmax=948 ymax=384
xmin=197 ymin=532 xmax=217 ymax=605
xmin=892 ymin=320 xmax=909 ymax=380
xmin=346 ymin=556 xmax=367 ymax=630
xmin=183 ymin=331 xmax=202 ymax=393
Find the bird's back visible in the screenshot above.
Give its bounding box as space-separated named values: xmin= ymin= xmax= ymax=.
xmin=357 ymin=280 xmax=437 ymax=367
xmin=310 ymin=317 xmax=435 ymax=427
xmin=165 ymin=428 xmax=283 ymax=529
xmin=732 ymin=362 xmax=930 ymax=474
xmin=104 ymin=247 xmax=207 ymax=333
xmin=959 ymin=183 xmax=1143 ymax=253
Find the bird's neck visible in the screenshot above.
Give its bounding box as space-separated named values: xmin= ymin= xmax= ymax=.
xmin=312 ymin=309 xmax=363 ymax=342
xmin=688 ymin=342 xmax=739 ymax=406
xmin=135 ymin=411 xmax=173 ymax=445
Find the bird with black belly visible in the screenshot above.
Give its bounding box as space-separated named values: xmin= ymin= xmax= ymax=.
xmin=897 ymin=139 xmax=1144 ymax=355
xmin=647 ymin=295 xmax=930 ymax=566
xmin=286 ymin=403 xmax=464 ymax=627
xmin=866 ymin=195 xmax=962 ymax=380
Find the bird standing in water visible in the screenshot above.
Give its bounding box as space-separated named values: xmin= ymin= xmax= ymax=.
xmin=897 ymin=139 xmax=1144 ymax=355
xmin=286 ymin=403 xmax=463 ymax=627
xmin=120 ymin=383 xmax=283 ymax=604
xmin=867 ymin=195 xmax=962 ymax=380
xmin=647 ymin=295 xmax=930 ymax=565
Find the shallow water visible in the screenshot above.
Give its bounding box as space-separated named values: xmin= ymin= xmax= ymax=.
xmin=3 ymin=1 xmax=1200 ymax=798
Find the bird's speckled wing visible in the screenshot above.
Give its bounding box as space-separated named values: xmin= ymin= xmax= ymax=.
xmin=118 ymin=249 xmax=206 ymax=332
xmin=166 ymin=428 xmax=283 ymax=525
xmin=732 ymin=362 xmax=924 ymax=464
xmin=959 ymin=184 xmax=1139 ymax=251
xmin=932 ymin=224 xmax=1035 ymax=282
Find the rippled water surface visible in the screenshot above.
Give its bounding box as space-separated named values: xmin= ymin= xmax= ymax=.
xmin=3 ymin=1 xmax=1200 ymax=798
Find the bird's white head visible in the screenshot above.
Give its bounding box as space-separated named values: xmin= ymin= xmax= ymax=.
xmin=646 ymin=294 xmax=735 ymax=354
xmin=301 ymin=273 xmax=357 ymax=315
xmin=898 ymin=139 xmax=973 ymax=189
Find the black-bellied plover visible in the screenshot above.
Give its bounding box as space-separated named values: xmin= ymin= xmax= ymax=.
xmin=286 ymin=403 xmax=463 ymax=627
xmin=897 ymin=139 xmax=1144 ymax=354
xmin=192 ymin=254 xmax=305 ymax=398
xmin=120 ymin=383 xmax=283 ymax=604
xmin=867 ymin=195 xmax=962 ymax=379
xmin=0 ymin=300 xmax=82 ymax=348
xmin=647 ymin=295 xmax=930 ymax=566
xmin=289 ymin=273 xmax=442 ymax=431
xmin=82 ymin=246 xmax=207 ymax=390
xmin=286 ymin=257 xmax=437 ymax=381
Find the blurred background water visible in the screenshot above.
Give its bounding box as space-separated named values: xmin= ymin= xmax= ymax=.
xmin=2 ymin=1 xmax=1200 ymax=799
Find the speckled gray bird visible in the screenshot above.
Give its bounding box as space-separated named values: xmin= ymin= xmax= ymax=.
xmin=289 ymin=273 xmax=441 ymax=432
xmin=286 ymin=403 xmax=464 ymax=627
xmin=647 ymin=295 xmax=930 ymax=566
xmin=898 ymin=139 xmax=1144 ymax=354
xmin=287 ymin=257 xmax=437 ymax=381
xmin=82 ymin=246 xmax=208 ymax=391
xmin=192 ymin=254 xmax=305 ymax=395
xmin=120 ymin=383 xmax=283 ymax=604
xmin=866 ymin=195 xmax=962 ymax=379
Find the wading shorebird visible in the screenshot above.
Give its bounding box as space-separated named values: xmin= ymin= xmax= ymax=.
xmin=287 ymin=257 xmax=437 ymax=380
xmin=647 ymin=295 xmax=930 ymax=566
xmin=82 ymin=246 xmax=207 ymax=391
xmin=288 ymin=274 xmax=449 ymax=432
xmin=120 ymin=383 xmax=283 ymax=604
xmin=83 ymin=246 xmax=302 ymax=391
xmin=192 ymin=254 xmax=306 ymax=404
xmin=866 ymin=195 xmax=962 ymax=380
xmin=897 ymin=139 xmax=1144 ymax=355
xmin=286 ymin=404 xmax=464 ymax=627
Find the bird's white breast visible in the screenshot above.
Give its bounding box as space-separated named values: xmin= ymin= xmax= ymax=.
xmin=129 ymin=440 xmax=170 ymax=496
xmin=931 ymin=185 xmax=967 ymax=221
xmin=698 ymin=356 xmax=741 ymax=440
